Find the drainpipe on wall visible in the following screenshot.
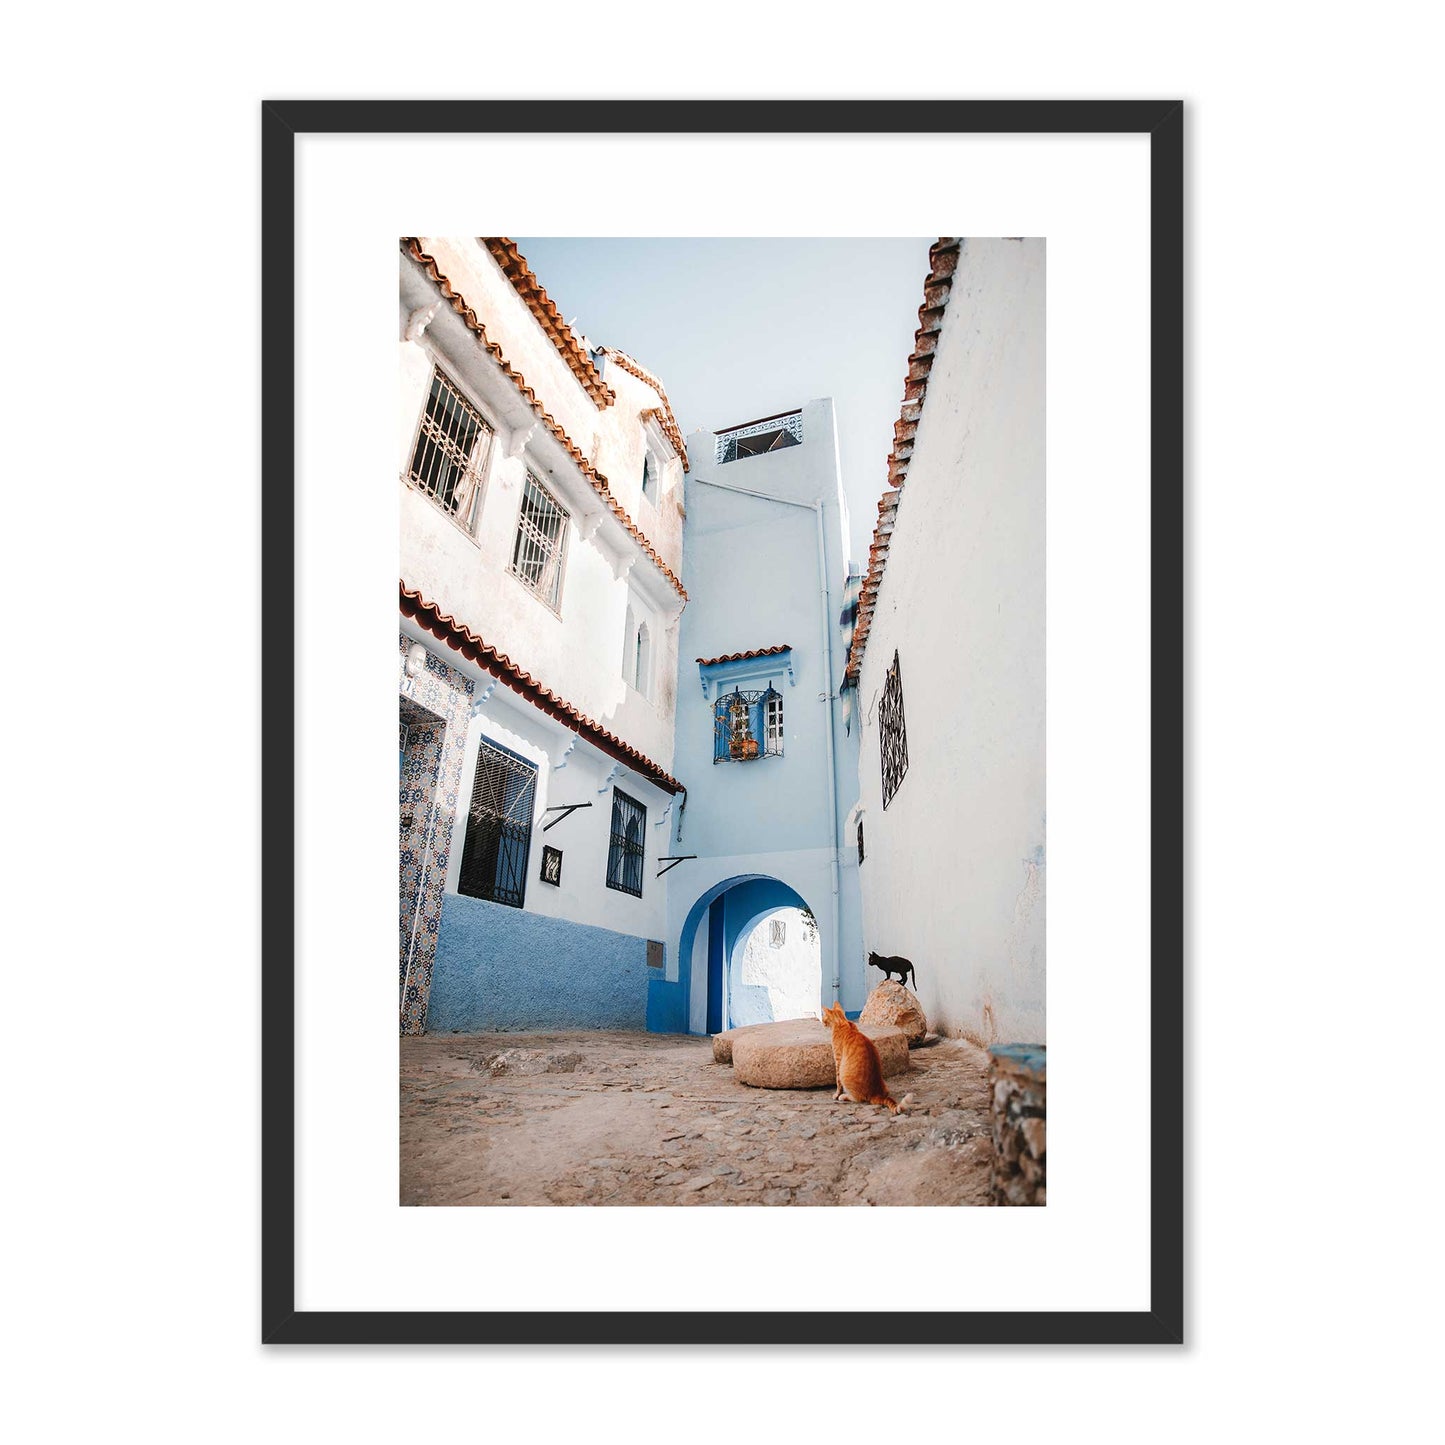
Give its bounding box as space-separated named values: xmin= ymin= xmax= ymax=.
xmin=692 ymin=475 xmax=846 ymax=1006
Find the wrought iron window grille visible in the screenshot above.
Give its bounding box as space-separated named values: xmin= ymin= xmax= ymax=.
xmin=458 ymin=739 xmax=538 ymax=908
xmin=879 ymin=649 xmax=910 ymax=809
xmin=713 ymin=684 xmax=785 ymax=763
xmin=769 ymin=919 xmax=786 ymax=948
xmin=405 ymin=367 xmax=494 ymax=536
xmin=509 ymin=471 xmax=569 ymax=613
xmin=606 ymin=788 xmax=647 ymax=897
xmin=714 ymin=411 xmax=803 ymax=464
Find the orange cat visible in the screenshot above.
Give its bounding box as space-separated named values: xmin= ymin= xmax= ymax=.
xmin=819 ymin=1001 xmax=903 ymax=1113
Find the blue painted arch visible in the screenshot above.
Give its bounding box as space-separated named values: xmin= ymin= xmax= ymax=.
xmin=646 ymin=872 xmax=816 ymax=1034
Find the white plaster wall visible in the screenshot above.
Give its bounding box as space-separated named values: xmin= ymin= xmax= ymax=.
xmin=737 ymin=907 xmax=823 ymax=1021
xmin=855 ymin=239 xmax=1046 ymax=1045
xmin=398 ymin=248 xmax=682 ymax=773
xmin=412 ymin=237 xmax=685 ymax=580
xmin=430 ymin=667 xmax=673 ymax=945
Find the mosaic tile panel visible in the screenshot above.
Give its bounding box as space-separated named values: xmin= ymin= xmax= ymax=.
xmin=398 ymin=636 xmax=474 ymax=1034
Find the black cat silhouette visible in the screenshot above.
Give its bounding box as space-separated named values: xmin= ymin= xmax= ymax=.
xmin=867 ymin=951 xmax=916 ymax=989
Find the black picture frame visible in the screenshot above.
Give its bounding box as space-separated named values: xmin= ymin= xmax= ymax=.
xmin=263 ymin=98 xmax=1184 ymax=1346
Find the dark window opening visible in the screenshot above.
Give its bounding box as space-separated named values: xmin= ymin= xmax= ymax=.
xmin=606 ymin=788 xmax=647 ymax=897
xmin=458 ymin=739 xmax=537 ymax=907
xmin=880 ymin=649 xmax=909 ymax=809
xmin=857 ymin=817 xmax=865 ymax=864
xmin=718 ymin=426 xmax=802 ymax=463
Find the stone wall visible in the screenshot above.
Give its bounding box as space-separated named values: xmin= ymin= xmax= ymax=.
xmin=989 ymin=1044 xmax=1046 ymax=1205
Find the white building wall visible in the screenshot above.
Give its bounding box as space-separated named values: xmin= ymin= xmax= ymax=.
xmin=737 ymin=907 xmax=823 ymax=1023
xmin=442 ymin=685 xmax=673 ymax=943
xmin=398 ymin=241 xmax=683 ymax=775
xmin=667 ymin=398 xmax=864 ymax=1028
xmin=855 ymin=238 xmax=1046 ymax=1045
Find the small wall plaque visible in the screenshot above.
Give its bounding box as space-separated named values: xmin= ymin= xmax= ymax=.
xmin=540 ymin=845 xmax=563 ymax=886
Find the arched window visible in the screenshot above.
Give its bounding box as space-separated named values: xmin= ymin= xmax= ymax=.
xmin=634 ymin=622 xmax=652 ymax=701
xmin=622 ymin=603 xmax=636 ymax=682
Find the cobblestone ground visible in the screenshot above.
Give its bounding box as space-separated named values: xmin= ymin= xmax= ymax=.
xmin=401 ymin=1030 xmax=995 ymax=1206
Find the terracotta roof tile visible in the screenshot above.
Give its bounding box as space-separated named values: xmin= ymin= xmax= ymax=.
xmin=845 ymin=238 xmax=962 ymax=686
xmin=401 ymin=583 xmax=683 ymax=795
xmin=404 ymin=240 xmax=686 ymax=602
xmin=695 ymin=644 xmax=792 ymax=666
xmin=601 ymin=348 xmax=689 ymax=470
xmin=480 ymin=237 xmax=615 ymax=408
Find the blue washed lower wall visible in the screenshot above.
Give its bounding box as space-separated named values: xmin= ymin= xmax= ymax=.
xmin=427 ymin=892 xmax=651 ymax=1032
xmin=646 ymin=977 xmax=687 ymax=1034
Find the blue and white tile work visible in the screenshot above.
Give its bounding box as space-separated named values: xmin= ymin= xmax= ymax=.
xmin=398 ymin=636 xmax=474 ymax=1035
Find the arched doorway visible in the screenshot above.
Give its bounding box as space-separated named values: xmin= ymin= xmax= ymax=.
xmin=673 ymin=874 xmax=821 ymax=1035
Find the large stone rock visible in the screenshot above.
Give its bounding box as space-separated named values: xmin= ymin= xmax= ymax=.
xmin=711 ymin=1022 xmax=778 ymax=1065
xmin=730 ymin=1018 xmax=910 ymax=1090
xmin=859 ymin=981 xmax=928 ymax=1046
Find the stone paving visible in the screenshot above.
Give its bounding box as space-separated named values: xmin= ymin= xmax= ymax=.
xmin=401 ymin=1028 xmax=995 ymax=1206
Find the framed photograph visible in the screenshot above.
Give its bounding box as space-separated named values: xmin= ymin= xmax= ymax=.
xmin=263 ymin=99 xmax=1182 ymax=1345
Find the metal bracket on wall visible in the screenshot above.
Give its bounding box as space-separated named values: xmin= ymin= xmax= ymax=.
xmin=542 ymin=802 xmax=593 ymax=833
xmin=656 ymin=855 xmax=697 ymax=878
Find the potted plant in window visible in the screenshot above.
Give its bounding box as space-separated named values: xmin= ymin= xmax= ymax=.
xmin=728 ymin=694 xmax=759 ymax=760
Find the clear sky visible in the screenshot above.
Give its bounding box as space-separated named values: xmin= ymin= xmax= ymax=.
xmin=514 ymin=237 xmax=934 ymax=566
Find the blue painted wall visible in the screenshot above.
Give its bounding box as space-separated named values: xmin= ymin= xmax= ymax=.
xmin=667 ymin=398 xmax=867 ymax=1019
xmin=645 ymin=976 xmax=687 ymax=1033
xmin=427 ymin=891 xmax=651 ymax=1032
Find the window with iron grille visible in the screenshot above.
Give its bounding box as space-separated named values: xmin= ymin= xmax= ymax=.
xmin=509 ymin=472 xmax=569 ymax=612
xmin=769 ymin=919 xmax=786 ymax=948
xmin=458 ymin=739 xmax=538 ymax=908
xmin=606 ymin=789 xmax=646 ymax=897
xmin=405 ymin=367 xmax=494 ymax=535
xmin=713 ymin=685 xmax=784 ymax=763
xmin=879 ymin=649 xmax=909 ymax=809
